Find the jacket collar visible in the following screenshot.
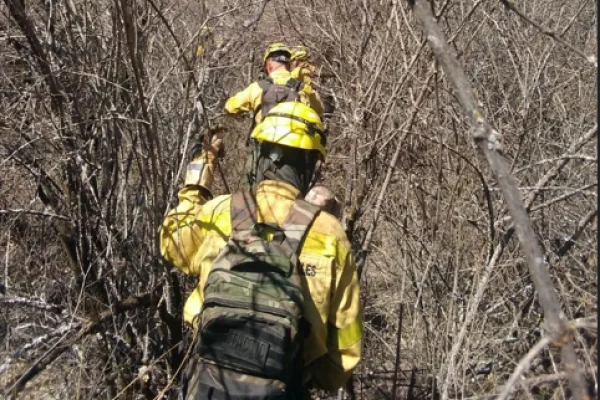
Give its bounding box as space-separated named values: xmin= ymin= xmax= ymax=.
xmin=268 ymin=69 xmax=291 ymax=80
xmin=256 ymin=180 xmax=301 ymax=201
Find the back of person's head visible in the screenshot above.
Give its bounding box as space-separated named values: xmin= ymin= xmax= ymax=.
xmin=263 ymin=42 xmax=292 ymax=72
xmin=251 ymin=103 xmax=326 ymax=195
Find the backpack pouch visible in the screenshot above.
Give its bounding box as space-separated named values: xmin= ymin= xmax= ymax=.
xmin=186 ymin=362 xmax=288 ymax=400
xmin=197 ymin=306 xmax=300 ymax=381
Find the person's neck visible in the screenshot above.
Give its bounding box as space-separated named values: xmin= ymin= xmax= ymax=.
xmin=268 ymin=65 xmax=287 ymax=75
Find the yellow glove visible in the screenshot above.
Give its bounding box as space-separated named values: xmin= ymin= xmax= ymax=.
xmin=184 ymin=134 xmax=224 ymax=190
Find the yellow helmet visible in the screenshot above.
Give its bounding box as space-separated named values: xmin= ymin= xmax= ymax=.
xmin=263 ymin=42 xmax=292 ymax=64
xmin=251 ymin=102 xmax=326 ymax=158
xmin=291 ymin=46 xmax=308 ymax=61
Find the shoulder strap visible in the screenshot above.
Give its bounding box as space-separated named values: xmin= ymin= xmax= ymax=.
xmin=254 ymin=78 xmax=274 ymax=115
xmin=230 ymin=191 xmax=319 ymax=255
xmin=281 ymin=199 xmax=320 ymax=255
xmin=285 ymin=78 xmax=304 ymax=93
xmin=230 ymin=190 xmax=257 ymax=235
xmin=257 ymin=77 xmax=273 ymax=92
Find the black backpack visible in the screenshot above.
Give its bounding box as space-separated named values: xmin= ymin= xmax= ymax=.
xmin=256 ymin=77 xmax=304 ymax=119
xmin=185 ymin=190 xmax=320 ymax=400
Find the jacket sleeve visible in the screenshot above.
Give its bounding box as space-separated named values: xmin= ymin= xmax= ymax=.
xmin=224 ymin=83 xmax=260 ymax=115
xmin=311 ymin=242 xmax=363 ymax=392
xmin=160 ymin=186 xmax=210 ymax=276
xmin=302 ymin=84 xmax=325 ymax=117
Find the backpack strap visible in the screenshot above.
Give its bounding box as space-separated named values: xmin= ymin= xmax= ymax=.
xmin=230 ymin=191 xmax=319 ymax=255
xmin=257 ymin=77 xmax=273 ymax=91
xmin=263 ymin=112 xmax=324 ymax=137
xmin=254 ymin=78 xmax=273 ymax=116
xmin=230 ymin=190 xmax=258 ymax=236
xmin=285 ymin=77 xmax=304 ymax=93
xmin=281 ymin=199 xmax=320 ymax=255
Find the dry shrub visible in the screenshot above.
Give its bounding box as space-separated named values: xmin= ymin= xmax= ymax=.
xmin=0 ymin=0 xmax=596 ymax=398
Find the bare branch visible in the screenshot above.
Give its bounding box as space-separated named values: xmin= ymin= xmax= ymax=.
xmin=408 ymin=1 xmax=591 ymax=398
xmin=3 ymin=290 xmax=160 ymax=398
xmin=0 ymin=295 xmax=63 ymax=312
xmin=496 ymin=335 xmax=554 ymax=400
xmin=555 ymin=208 xmax=598 ymax=258
xmin=0 ymin=209 xmax=70 ymax=221
xmin=499 ymin=0 xmax=597 ymax=67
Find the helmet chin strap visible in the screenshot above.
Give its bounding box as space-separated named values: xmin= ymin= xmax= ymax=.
xmin=307 ymin=159 xmax=323 ymax=192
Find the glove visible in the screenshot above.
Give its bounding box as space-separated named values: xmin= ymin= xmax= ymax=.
xmin=189 ymin=124 xmax=225 ymax=159
xmin=184 ymin=133 xmax=224 ymax=190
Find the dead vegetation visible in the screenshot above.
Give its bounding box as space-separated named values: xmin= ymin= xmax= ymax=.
xmin=0 ymin=0 xmax=596 ymax=398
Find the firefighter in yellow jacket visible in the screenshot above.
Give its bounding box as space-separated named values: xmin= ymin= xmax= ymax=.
xmin=160 ymin=102 xmax=361 ymax=395
xmin=224 ymin=43 xmax=324 ymax=124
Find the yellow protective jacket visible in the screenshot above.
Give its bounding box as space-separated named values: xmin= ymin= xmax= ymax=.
xmin=160 ymin=180 xmax=362 ymax=392
xmin=224 ymin=69 xmax=324 ymax=123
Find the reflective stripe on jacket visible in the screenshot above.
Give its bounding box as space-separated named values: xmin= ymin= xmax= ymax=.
xmin=160 ymin=180 xmax=362 ymax=392
xmin=224 ymin=69 xmax=324 ymax=123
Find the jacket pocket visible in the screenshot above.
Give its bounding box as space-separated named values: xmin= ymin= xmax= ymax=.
xmin=298 ymin=254 xmax=332 ymax=307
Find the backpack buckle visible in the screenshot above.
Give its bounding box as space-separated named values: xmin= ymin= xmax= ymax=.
xmin=251 ymin=223 xmax=286 ymax=244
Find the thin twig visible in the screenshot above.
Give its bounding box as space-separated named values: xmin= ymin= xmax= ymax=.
xmin=524 ymin=125 xmax=597 ymax=211
xmin=0 ymin=209 xmax=70 ymax=221
xmin=0 ymin=295 xmax=63 ymax=312
xmin=555 ymin=208 xmax=598 ymax=258
xmin=356 ymin=70 xmax=435 ymax=276
xmin=408 ymin=1 xmax=590 ymax=399
xmin=496 ymin=335 xmax=553 ymax=400
xmin=4 ymin=290 xmax=160 ymax=398
xmin=495 ymin=182 xmax=597 ymax=226
xmin=498 ymin=0 xmax=597 ymax=67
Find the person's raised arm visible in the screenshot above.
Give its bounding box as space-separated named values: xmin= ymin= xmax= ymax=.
xmin=224 ymin=83 xmax=261 ymax=116
xmin=160 ymin=135 xmax=223 ymax=275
